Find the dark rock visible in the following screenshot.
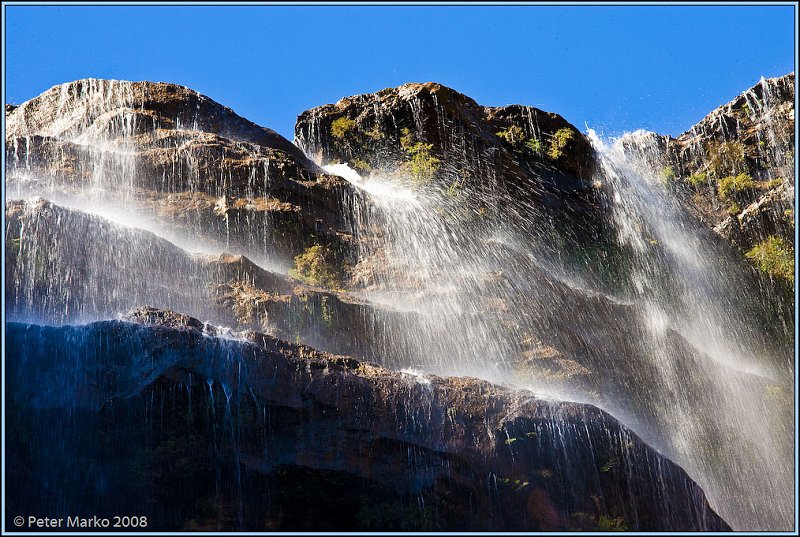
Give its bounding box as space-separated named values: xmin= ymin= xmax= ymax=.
xmin=5 ymin=311 xmax=730 ymax=531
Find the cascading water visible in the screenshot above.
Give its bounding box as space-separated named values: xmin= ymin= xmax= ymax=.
xmin=324 ymin=163 xmax=517 ymax=382
xmin=588 ymin=130 xmax=793 ymax=530
xmin=321 ymin=162 xmax=600 ymax=396
xmin=6 ymin=79 xmax=332 ymax=330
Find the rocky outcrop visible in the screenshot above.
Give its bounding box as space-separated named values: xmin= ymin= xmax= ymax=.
xmin=296 ymin=82 xmax=599 ymax=212
xmin=5 ymin=79 xmax=359 ymax=262
xmin=6 ymin=308 xmax=729 ymax=532
xmin=6 ymin=78 xmax=313 ymax=166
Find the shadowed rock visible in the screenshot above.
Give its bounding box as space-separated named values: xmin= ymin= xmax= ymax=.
xmin=6 ymin=309 xmax=730 ymax=532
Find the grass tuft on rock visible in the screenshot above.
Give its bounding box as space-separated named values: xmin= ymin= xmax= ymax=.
xmin=548 ymin=128 xmax=573 ymax=160
xmin=289 ymin=244 xmax=342 ymax=289
xmin=745 ymin=236 xmax=794 ymax=284
xmin=717 ymin=173 xmax=754 ymax=199
xmin=525 ymin=137 xmax=544 ymax=156
xmin=687 ymin=172 xmax=707 ymax=187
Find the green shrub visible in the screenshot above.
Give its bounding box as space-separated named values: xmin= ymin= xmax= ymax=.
xmin=496 ymin=124 xmax=525 ymax=145
xmin=661 ymin=166 xmax=675 ymax=182
xmin=525 ymin=137 xmax=544 ymax=156
xmin=687 ymin=171 xmax=707 ymax=186
xmin=706 ymin=141 xmax=746 ymax=178
xmin=288 ymin=245 xmax=341 ymax=288
xmin=331 ymin=117 xmax=356 ymax=140
xmin=745 ymin=236 xmax=794 ymax=283
xmin=548 ymin=128 xmax=574 ymax=160
xmin=407 ymin=145 xmax=440 ymax=183
xmin=718 ymin=173 xmax=754 ymax=199
xmin=597 ymin=515 xmax=628 ymax=532
xmin=399 ymin=128 xmax=440 ymax=183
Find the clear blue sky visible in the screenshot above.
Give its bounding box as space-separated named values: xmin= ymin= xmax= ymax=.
xmin=4 ymin=4 xmax=795 ymax=139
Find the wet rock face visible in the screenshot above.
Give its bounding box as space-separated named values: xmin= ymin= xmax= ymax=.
xmin=5 ymin=79 xmax=358 ymax=262
xmin=6 ymin=310 xmax=730 ymax=532
xmin=6 ymin=79 xmax=311 ymax=164
xmin=295 ymin=82 xmax=598 ymax=211
xmin=5 ymin=197 xmax=693 ymax=418
xmin=664 ymin=73 xmax=795 ymax=271
xmin=5 ymin=199 xmax=404 ymax=360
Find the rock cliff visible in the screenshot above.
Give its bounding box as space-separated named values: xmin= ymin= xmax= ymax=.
xmin=5 ymin=79 xmax=358 ymax=264
xmin=665 ymin=73 xmax=795 ymax=289
xmin=6 ymin=309 xmax=729 ymax=531
xmin=295 ymin=81 xmax=612 ymax=266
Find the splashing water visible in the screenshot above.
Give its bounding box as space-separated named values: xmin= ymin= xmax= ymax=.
xmin=586 ymin=129 xmax=793 ymax=531
xmin=324 ymin=162 xmax=568 ymax=387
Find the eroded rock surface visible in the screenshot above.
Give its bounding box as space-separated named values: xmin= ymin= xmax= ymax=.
xmin=296 ymin=82 xmax=602 ymax=216
xmin=5 ymin=79 xmax=358 ymax=262
xmin=665 ymin=73 xmax=795 ymax=280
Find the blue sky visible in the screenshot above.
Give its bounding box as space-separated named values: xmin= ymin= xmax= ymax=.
xmin=4 ymin=4 xmax=795 ymax=140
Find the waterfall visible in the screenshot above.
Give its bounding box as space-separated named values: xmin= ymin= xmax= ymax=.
xmin=320 ymin=122 xmax=793 ymax=529
xmin=588 ymin=130 xmax=793 ymax=530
